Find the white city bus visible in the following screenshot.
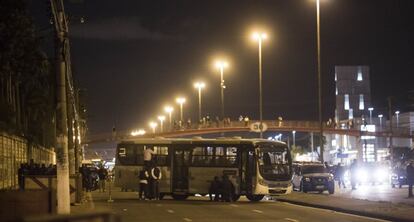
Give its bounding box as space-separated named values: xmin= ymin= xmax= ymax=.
xmin=114 ymin=137 xmax=293 ymax=201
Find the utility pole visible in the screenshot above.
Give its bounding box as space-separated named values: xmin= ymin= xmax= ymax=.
xmin=51 ymin=0 xmax=70 ymax=213
xmin=388 ymin=97 xmax=394 ymax=165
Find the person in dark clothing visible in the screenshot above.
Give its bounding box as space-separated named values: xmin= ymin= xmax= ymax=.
xmin=98 ymin=167 xmax=108 ymax=192
xmin=149 ymin=166 xmax=162 ymax=200
xmin=407 ymin=161 xmax=414 ymax=198
xmin=335 ymin=163 xmax=346 ymax=188
xmin=138 ymin=169 xmax=149 ymax=200
xmin=18 ymin=164 xmax=26 ymax=190
xmin=221 ymin=175 xmax=234 ymax=202
xmin=209 ymin=176 xmax=221 ymax=201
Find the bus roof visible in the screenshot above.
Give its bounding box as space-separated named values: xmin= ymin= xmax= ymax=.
xmin=119 ymin=137 xmax=287 ymax=146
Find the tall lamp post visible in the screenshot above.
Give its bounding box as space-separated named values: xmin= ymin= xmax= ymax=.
xmin=315 ymin=0 xmax=324 ymax=162
xmin=395 ymin=111 xmax=400 ymax=128
xmin=215 ymin=60 xmax=228 ymax=122
xmin=164 ymin=106 xmax=174 ymax=129
xmin=176 ymin=97 xmax=186 ymax=123
xmin=158 ymin=115 xmax=165 ymax=132
xmin=149 ymin=121 xmax=158 ymax=134
xmin=194 ymin=82 xmax=206 ymax=122
xmin=292 ymin=131 xmax=296 ymax=147
xmin=368 ymin=107 xmax=374 ymax=124
xmin=378 ymin=114 xmax=383 ymax=128
xmin=252 ymin=31 xmax=267 ymax=138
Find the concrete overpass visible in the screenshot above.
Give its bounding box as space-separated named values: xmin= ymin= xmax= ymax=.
xmin=84 ymin=120 xmax=413 ymax=144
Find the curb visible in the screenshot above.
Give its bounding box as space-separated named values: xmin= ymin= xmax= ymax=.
xmin=275 ymin=198 xmax=414 ymax=222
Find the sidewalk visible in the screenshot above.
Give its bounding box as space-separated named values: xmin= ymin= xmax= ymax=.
xmin=275 ymin=189 xmax=414 ymax=222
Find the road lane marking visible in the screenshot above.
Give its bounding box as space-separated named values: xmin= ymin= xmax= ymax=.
xmin=284 ymin=218 xmax=299 ymax=222
xmin=252 ymin=209 xmax=263 ymax=214
xmin=167 ymin=209 xmax=175 ymax=213
xmin=183 ymin=218 xmax=192 ymax=222
xmin=230 ymin=204 xmax=238 ymax=207
xmin=156 ymin=204 xmax=162 ymax=207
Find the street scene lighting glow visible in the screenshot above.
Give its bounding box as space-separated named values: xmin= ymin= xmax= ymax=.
xmin=194 ymin=82 xmax=206 ymax=89
xmin=176 ymin=97 xmax=186 ymax=104
xmin=149 ymin=121 xmax=157 ymax=128
xmin=368 ymin=107 xmax=374 ymax=111
xmin=252 ymin=32 xmax=267 ymax=41
xmin=378 ymin=114 xmax=383 ymax=118
xmin=215 ymin=60 xmax=229 ymax=69
xmin=395 ymin=111 xmax=400 ymax=115
xmin=157 ymin=115 xmax=165 ymax=121
xmin=164 ymin=106 xmax=173 ymax=113
xmin=130 ymin=129 xmax=146 ymax=136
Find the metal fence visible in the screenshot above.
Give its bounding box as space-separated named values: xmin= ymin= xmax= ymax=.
xmin=0 ymin=132 xmax=55 ymax=190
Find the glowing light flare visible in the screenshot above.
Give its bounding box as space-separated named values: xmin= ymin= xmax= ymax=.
xmin=252 ymin=32 xmax=268 ymax=41
xmin=164 ymin=106 xmax=173 ymax=113
xmin=131 ymin=129 xmax=146 ymax=136
xmin=214 ymin=60 xmax=229 ymax=69
xmin=157 ymin=115 xmax=166 ymax=122
xmin=194 ymin=82 xmax=206 ymax=89
xmin=149 ymin=121 xmax=158 ymax=129
xmin=176 ymin=97 xmax=186 ymax=104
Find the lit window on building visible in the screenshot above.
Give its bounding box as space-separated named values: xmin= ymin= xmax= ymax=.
xmin=344 ymin=94 xmax=350 ymax=110
xmin=357 ymin=68 xmax=363 ymax=81
xmin=359 ymin=94 xmax=364 ymax=110
xmin=348 ymin=108 xmax=353 ymax=119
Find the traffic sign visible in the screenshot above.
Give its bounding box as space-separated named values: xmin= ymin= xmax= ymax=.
xmin=250 ymin=122 xmax=268 ymax=133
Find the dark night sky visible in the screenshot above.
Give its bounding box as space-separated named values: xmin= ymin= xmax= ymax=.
xmin=28 ymin=0 xmax=414 ymax=136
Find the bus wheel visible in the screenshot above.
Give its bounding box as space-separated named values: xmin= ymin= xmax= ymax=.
xmin=232 ymin=194 xmax=241 ymax=202
xmin=246 ymin=194 xmax=264 ymax=202
xmin=172 ymin=194 xmax=188 ymax=200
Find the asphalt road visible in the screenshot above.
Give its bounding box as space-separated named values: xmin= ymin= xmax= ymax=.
xmin=74 ymin=191 xmax=389 ymax=222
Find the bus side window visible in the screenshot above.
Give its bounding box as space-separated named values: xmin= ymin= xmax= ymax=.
xmin=136 ymin=145 xmax=144 ymax=165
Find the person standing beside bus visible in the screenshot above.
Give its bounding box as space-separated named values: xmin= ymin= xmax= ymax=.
xmin=209 ymin=176 xmax=221 ymax=201
xmin=138 ymin=168 xmax=149 ymax=200
xmin=150 ymin=166 xmax=162 ymax=200
xmin=144 ymin=146 xmax=156 ymax=168
xmin=98 ymin=166 xmax=108 ymax=192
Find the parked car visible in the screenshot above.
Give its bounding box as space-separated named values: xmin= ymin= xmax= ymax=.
xmin=292 ymin=163 xmax=335 ymax=194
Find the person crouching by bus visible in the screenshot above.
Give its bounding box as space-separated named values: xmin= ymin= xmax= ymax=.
xmin=138 ymin=168 xmax=149 ymax=200
xmin=209 ymin=176 xmax=221 ymax=201
xmin=221 ymin=175 xmax=235 ymax=202
xmin=150 ymin=166 xmax=162 ymax=200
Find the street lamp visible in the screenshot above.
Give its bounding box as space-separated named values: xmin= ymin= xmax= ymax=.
xmin=158 ymin=115 xmax=165 ymax=132
xmin=252 ymin=31 xmax=267 ymax=138
xmin=149 ymin=121 xmax=158 ymax=134
xmin=176 ymin=97 xmax=186 ymax=122
xmin=164 ymin=106 xmax=174 ymax=128
xmin=378 ymin=114 xmax=383 ymax=127
xmin=194 ymin=82 xmax=206 ymax=122
xmin=292 ymin=131 xmax=296 ymax=147
xmin=315 ymin=0 xmax=324 ymax=162
xmin=368 ymin=107 xmax=374 ymax=124
xmin=215 ymin=60 xmax=228 ymax=122
xmin=395 ymin=111 xmax=400 ymax=128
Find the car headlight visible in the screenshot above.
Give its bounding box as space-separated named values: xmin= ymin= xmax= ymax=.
xmin=304 ymin=177 xmax=310 ymax=182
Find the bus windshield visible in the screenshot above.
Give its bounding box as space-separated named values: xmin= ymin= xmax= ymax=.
xmin=257 ymin=143 xmax=292 ymax=181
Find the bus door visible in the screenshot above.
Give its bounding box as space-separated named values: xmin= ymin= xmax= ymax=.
xmin=172 ymin=147 xmax=191 ymax=193
xmin=241 ymin=146 xmax=255 ymax=193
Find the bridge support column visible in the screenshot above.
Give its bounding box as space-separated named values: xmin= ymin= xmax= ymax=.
xmin=310 ymin=132 xmax=314 ymax=161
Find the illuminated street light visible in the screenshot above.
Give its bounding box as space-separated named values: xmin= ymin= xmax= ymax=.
xmin=251 ymin=31 xmax=267 ymax=138
xmin=176 ymin=97 xmax=186 ymax=122
xmin=215 ymin=60 xmax=228 ymax=122
xmin=292 ymin=131 xmax=296 ymax=147
xmin=131 ymin=129 xmax=146 ymax=136
xmin=315 ymin=0 xmax=324 ymax=162
xmin=149 ymin=121 xmax=158 ymax=134
xmin=194 ymin=82 xmax=206 ymax=122
xmin=158 ymin=115 xmax=166 ymax=132
xmin=378 ymin=114 xmax=383 ymax=127
xmin=368 ymin=107 xmax=374 ymax=124
xmin=395 ymin=111 xmax=400 ymax=128
xmin=164 ymin=106 xmax=174 ymax=128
